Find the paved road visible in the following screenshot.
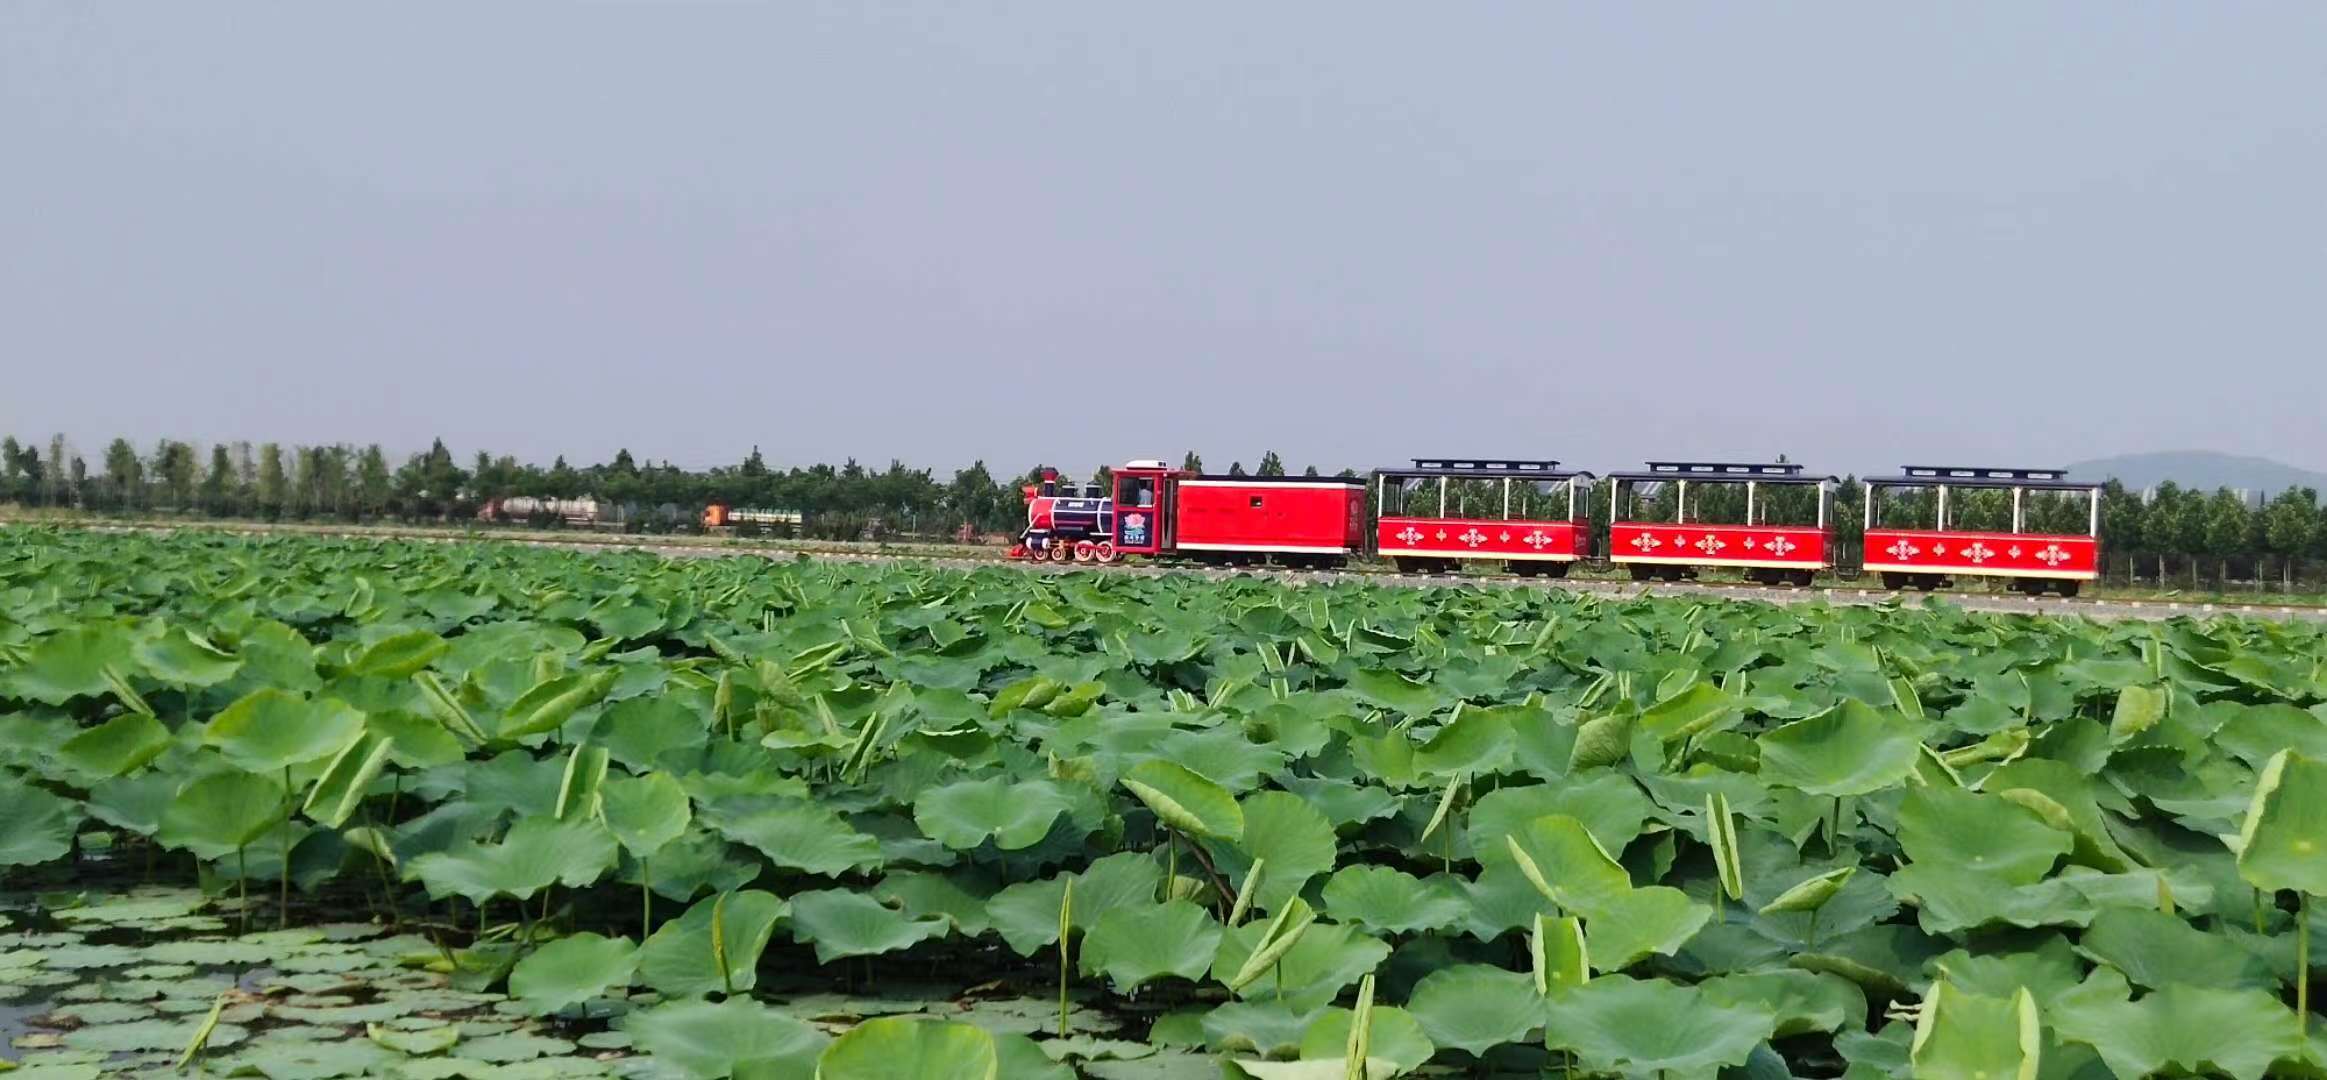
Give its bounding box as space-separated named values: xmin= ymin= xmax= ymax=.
xmin=36 ymin=521 xmax=2327 ymax=624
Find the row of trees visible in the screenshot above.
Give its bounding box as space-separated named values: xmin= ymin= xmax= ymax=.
xmin=4 ymin=433 xmax=2323 ymax=588
xmin=0 ymin=436 xmax=1279 ymax=541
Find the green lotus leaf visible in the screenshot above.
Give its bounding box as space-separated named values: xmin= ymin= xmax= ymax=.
xmin=1151 ymin=727 xmax=1286 ymax=791
xmin=1122 ymin=761 xmax=1244 ymax=842
xmin=347 ymin=629 xmax=449 ymax=679
xmin=1569 ymin=708 xmax=1635 ymax=771
xmin=1580 ymin=886 xmax=1710 ymax=971
xmin=57 ymin=712 xmax=172 ymax=779
xmin=302 ymin=731 xmax=393 ymax=830
xmin=598 ymin=771 xmax=692 ymax=858
xmin=2050 ymin=981 xmax=2301 ymax=1080
xmin=992 ymin=1031 xmax=1079 ymax=1080
xmin=911 ymin=776 xmax=1076 ymax=851
xmin=1980 ymin=758 xmax=2134 ymax=872
xmin=1542 ymin=974 xmax=1776 ymax=1076
xmin=2214 ymin=704 xmax=2327 ymax=769
xmin=553 ymin=743 xmax=610 ymax=821
xmin=2234 ymin=749 xmax=2327 ymax=896
xmin=1403 ymin=964 xmax=1544 ymax=1056
xmin=634 ymin=888 xmax=787 ymax=998
xmin=60 ymin=1017 xmax=246 ymax=1060
xmin=1320 ymin=866 xmax=1467 ymax=935
xmin=1079 ymin=900 xmax=1223 ymax=990
xmin=203 ymin=689 xmax=366 ymax=774
xmin=1887 ymin=865 xmax=2094 ymax=934
xmin=365 ymin=1022 xmax=460 ymax=1055
xmin=1700 ymin=970 xmax=1866 ymax=1037
xmin=406 ymin=815 xmax=618 ymax=904
xmin=872 ymin=871 xmax=995 ymax=936
xmin=1640 ymin=681 xmax=1741 ymax=743
xmin=986 ymin=875 xmax=1074 ymax=956
xmin=986 ymin=853 xmax=1162 ymax=955
xmin=498 ymin=668 xmax=618 ymax=742
xmin=2073 ymin=907 xmax=2277 ymax=990
xmin=134 ymin=626 xmax=244 ymax=687
xmin=1907 ymin=981 xmax=2040 ymax=1080
xmin=1531 ymin=913 xmax=1588 ymax=993
xmin=1222 ymin=790 xmax=1338 ymax=913
xmin=1211 ymin=918 xmax=1390 ymax=1013
xmin=1756 ymin=700 xmax=1922 ymax=796
xmin=1201 ymin=1001 xmax=1331 ymax=1058
xmin=366 ymin=711 xmax=466 ymax=769
xmin=1501 ymin=814 xmax=1632 ymax=912
xmin=6 ymin=624 xmax=134 ymax=704
xmin=710 ymin=802 xmax=881 ymax=877
xmin=592 ymin=695 xmax=711 ymax=771
xmin=1227 ymin=1061 xmax=1399 ymax=1080
xmin=1412 ymin=708 xmax=1515 ymax=777
xmin=507 ymin=932 xmax=639 ymax=1013
xmin=1897 ymin=785 xmax=2072 ymax=886
xmin=621 ymin=997 xmax=826 ymax=1079
xmin=1760 ymin=865 xmax=1855 ymax=915
xmin=590 ymin=600 xmax=665 ymax=642
xmin=1707 ymin=791 xmax=1744 ymax=901
xmin=0 ymin=774 xmax=80 ymax=868
xmin=1344 ymin=668 xmax=1442 ymax=717
xmin=1466 ymin=775 xmax=1653 ymax=871
xmin=156 ymin=769 xmax=286 ymax=859
xmin=817 ymin=1016 xmax=997 ymax=1080
xmin=786 ymin=889 xmax=950 ymax=964
xmin=2108 ymin=683 xmax=2166 ymax=743
xmin=1296 ymin=1004 xmax=1435 ymax=1072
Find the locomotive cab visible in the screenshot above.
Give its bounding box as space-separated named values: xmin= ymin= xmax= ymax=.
xmin=1108 ymin=461 xmax=1180 ymax=558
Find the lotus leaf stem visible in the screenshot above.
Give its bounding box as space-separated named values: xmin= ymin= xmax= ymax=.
xmin=236 ymin=845 xmax=249 ymax=936
xmin=280 ymin=765 xmax=292 ymax=929
xmin=2301 ymin=891 xmax=2312 ymax=1040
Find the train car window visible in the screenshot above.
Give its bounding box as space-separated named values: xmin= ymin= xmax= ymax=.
xmin=1686 ymin=484 xmax=1751 ymax=525
xmin=1382 ymin=477 xmax=1425 ymax=516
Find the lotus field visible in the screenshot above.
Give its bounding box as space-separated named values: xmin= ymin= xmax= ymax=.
xmin=4 ymin=529 xmax=2327 ymax=1079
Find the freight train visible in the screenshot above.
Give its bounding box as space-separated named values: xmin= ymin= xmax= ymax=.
xmin=1011 ymin=459 xmax=2104 ymax=597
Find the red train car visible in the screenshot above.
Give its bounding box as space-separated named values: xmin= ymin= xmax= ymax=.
xmin=1606 ymin=462 xmax=1836 ymax=586
xmin=1104 ymin=461 xmax=1368 ymax=567
xmin=1371 ymin=459 xmax=1593 ymax=576
xmin=1862 ymin=466 xmax=2102 ymax=596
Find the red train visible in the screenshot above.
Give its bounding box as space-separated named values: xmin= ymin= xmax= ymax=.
xmin=1011 ymin=458 xmax=2104 ymax=597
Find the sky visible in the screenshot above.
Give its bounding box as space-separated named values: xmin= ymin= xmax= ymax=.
xmin=4 ymin=5 xmax=2324 ymax=480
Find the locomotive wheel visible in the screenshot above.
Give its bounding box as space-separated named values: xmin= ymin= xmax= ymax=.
xmin=1073 ymin=541 xmax=1096 ymax=562
xmin=1048 ymin=543 xmax=1071 ymax=564
xmin=1093 ymin=541 xmax=1116 ymax=564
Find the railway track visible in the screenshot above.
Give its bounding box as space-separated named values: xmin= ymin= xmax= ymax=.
xmin=32 ymin=520 xmax=2323 ymax=625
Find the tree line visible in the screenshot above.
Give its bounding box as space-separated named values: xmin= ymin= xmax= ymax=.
xmin=2 ymin=433 xmax=2321 ymax=588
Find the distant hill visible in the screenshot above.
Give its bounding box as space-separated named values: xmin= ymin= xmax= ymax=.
xmin=2068 ymin=451 xmax=2327 ymax=496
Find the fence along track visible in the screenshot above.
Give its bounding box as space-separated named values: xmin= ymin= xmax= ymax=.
xmin=33 ymin=520 xmax=2327 ymax=626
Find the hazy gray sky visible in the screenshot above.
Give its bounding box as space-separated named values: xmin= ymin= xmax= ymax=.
xmin=5 ymin=5 xmax=2323 ymax=479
